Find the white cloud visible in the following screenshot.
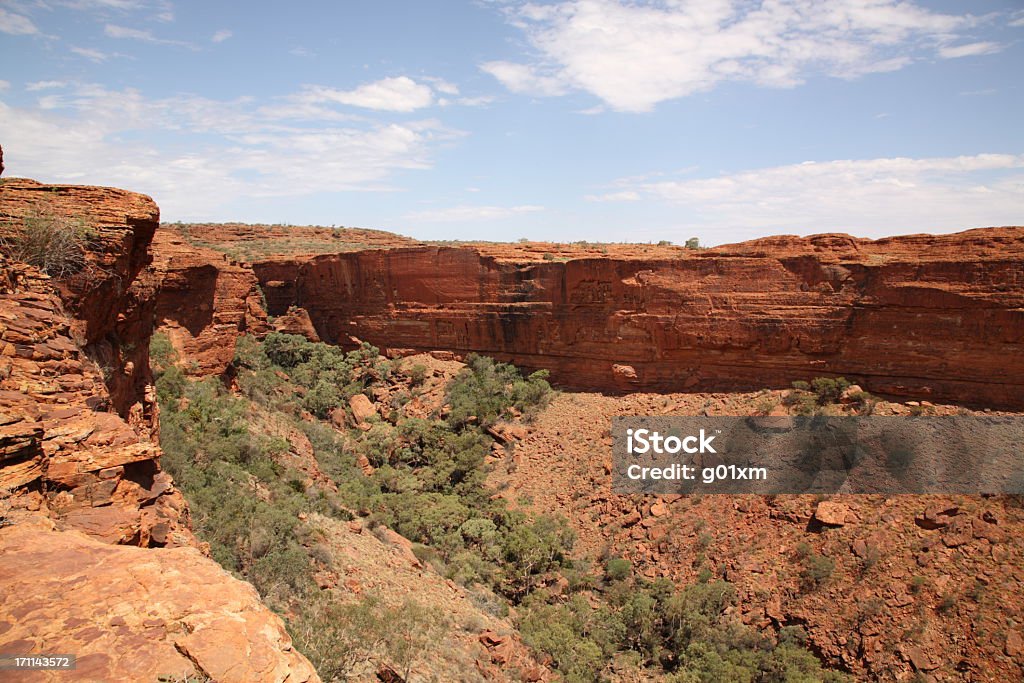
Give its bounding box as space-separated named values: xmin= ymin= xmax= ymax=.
xmin=480 ymin=61 xmax=567 ymax=97
xmin=104 ymin=23 xmax=194 ymax=48
xmin=0 ymin=84 xmax=457 ymax=218
xmin=485 ymin=0 xmax=999 ymax=112
xmin=0 ymin=7 xmax=39 ymax=35
xmin=70 ymin=46 xmax=110 ymax=62
xmin=26 ymin=81 xmax=70 ymax=91
xmin=289 ymin=46 xmax=314 ymax=57
xmin=585 ymin=190 xmax=640 ymax=202
xmin=406 ymin=204 xmax=544 ymax=222
xmin=611 ymin=154 xmax=1024 ymax=240
xmin=60 ymin=0 xmax=144 ymax=9
xmin=305 ymin=77 xmax=435 ymax=112
xmin=212 ymin=29 xmax=233 ymax=43
xmin=0 ymin=80 xmax=9 ymax=91
xmin=938 ymin=42 xmax=1001 ymax=59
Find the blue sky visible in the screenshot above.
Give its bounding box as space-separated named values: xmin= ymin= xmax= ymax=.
xmin=1 ymin=0 xmax=1022 ymax=245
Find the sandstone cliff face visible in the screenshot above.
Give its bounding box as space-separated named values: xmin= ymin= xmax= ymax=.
xmin=0 ymin=180 xmax=184 ymax=543
xmin=0 ymin=180 xmax=319 ymax=682
xmin=0 ymin=178 xmax=161 ymax=426
xmin=248 ymin=228 xmax=1024 ymax=410
xmin=150 ymin=226 xmax=269 ymax=376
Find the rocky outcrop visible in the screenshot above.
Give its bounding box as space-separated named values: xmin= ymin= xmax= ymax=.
xmin=0 ymin=180 xmax=184 ymax=543
xmin=0 ymin=181 xmax=319 ymax=681
xmin=150 ymin=227 xmax=269 ymax=375
xmin=0 ymin=520 xmax=319 ymax=683
xmin=0 ymin=178 xmax=161 ymax=425
xmin=249 ymin=228 xmax=1024 ymax=410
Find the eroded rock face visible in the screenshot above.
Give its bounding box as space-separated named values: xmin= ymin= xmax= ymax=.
xmin=249 ymin=228 xmax=1024 ymax=410
xmin=0 ymin=178 xmax=162 ymax=424
xmin=0 ymin=181 xmax=319 ymax=682
xmin=0 ymin=520 xmax=319 ymax=683
xmin=0 ymin=206 xmax=185 ymax=545
xmin=150 ymin=226 xmax=269 ymax=376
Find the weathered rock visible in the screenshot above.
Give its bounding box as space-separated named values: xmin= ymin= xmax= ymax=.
xmin=814 ymin=500 xmax=850 ymax=526
xmin=349 ymin=393 xmax=377 ymax=425
xmin=272 ymin=305 xmax=320 ymax=341
xmin=0 ymin=522 xmax=319 ymax=683
xmin=240 ymin=228 xmax=1024 ymax=410
xmin=150 ymin=226 xmax=269 ymax=376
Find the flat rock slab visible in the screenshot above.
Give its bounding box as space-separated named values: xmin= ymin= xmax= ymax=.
xmin=0 ymin=521 xmax=319 ymax=683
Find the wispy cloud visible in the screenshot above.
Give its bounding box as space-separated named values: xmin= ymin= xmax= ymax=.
xmin=104 ymin=23 xmax=194 ymax=48
xmin=406 ymin=204 xmax=544 ymax=222
xmin=302 ymin=77 xmax=435 ymax=112
xmin=26 ymin=81 xmax=71 ymax=91
xmin=938 ymin=42 xmax=1002 ymax=59
xmin=584 ymin=190 xmax=639 ymax=202
xmin=70 ymin=46 xmax=110 ymax=62
xmin=484 ymin=0 xmax=1001 ymax=112
xmin=604 ymin=154 xmax=1024 ymax=240
xmin=211 ymin=29 xmax=232 ymax=43
xmin=0 ymin=7 xmax=39 ymax=35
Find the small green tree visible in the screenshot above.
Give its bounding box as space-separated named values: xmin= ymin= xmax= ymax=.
xmin=685 ymin=237 xmax=701 ymax=249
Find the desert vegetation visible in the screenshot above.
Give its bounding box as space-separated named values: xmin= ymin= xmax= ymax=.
xmin=151 ymin=331 xmax=847 ymax=681
xmin=0 ymin=209 xmax=90 ymax=277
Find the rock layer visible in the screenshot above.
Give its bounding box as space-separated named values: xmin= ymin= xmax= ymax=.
xmin=150 ymin=227 xmax=269 ymax=376
xmin=0 ymin=181 xmax=319 ymax=682
xmin=247 ymin=228 xmax=1024 ymax=410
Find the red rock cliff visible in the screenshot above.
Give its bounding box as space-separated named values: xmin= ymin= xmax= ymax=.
xmin=246 ymin=228 xmax=1024 ymax=410
xmin=0 ymin=180 xmax=319 ymax=682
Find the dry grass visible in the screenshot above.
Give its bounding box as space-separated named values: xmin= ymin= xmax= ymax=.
xmin=2 ymin=210 xmax=90 ymax=277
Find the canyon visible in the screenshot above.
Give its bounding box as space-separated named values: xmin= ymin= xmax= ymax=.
xmin=2 ymin=177 xmax=1022 ymax=682
xmin=161 ymin=223 xmax=1024 ymax=410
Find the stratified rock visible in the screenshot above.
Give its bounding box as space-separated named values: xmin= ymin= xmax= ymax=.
xmin=0 ymin=178 xmax=161 ymax=426
xmin=150 ymin=226 xmax=269 ymax=376
xmin=0 ymin=522 xmax=319 ymax=683
xmin=243 ymin=228 xmax=1024 ymax=410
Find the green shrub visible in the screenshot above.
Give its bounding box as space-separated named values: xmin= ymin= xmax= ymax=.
xmin=408 ymin=363 xmax=428 ymax=386
xmin=446 ymin=354 xmax=552 ymax=427
xmin=810 ymin=376 xmax=851 ymax=405
xmin=605 ymin=556 xmax=632 ymax=581
xmin=501 ymin=514 xmax=575 ymax=596
xmin=800 ymin=552 xmax=835 ymax=590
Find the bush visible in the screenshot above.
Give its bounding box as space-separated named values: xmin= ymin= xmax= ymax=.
xmin=501 ymin=514 xmax=575 ymax=596
xmin=605 ymin=556 xmax=632 ymax=581
xmin=149 ymin=332 xmax=178 ymax=376
xmin=2 ymin=210 xmax=89 ymax=277
xmin=408 ymin=363 xmax=429 ymax=386
xmin=800 ymin=552 xmax=835 ymax=590
xmin=446 ymin=354 xmax=553 ymax=427
xmin=810 ymin=377 xmax=851 ymax=405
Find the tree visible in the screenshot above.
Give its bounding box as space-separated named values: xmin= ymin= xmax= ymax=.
xmin=685 ymin=237 xmax=701 ymax=250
